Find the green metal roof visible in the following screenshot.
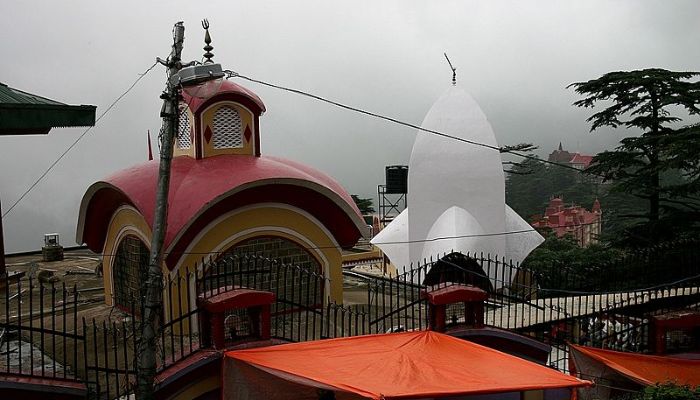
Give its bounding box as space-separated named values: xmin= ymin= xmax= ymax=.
xmin=0 ymin=82 xmax=96 ymax=135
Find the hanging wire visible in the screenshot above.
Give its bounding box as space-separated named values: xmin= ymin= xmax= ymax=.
xmin=2 ymin=61 xmax=160 ymax=219
xmin=3 ymin=65 xmax=595 ymax=219
xmin=67 ymin=214 xmax=601 ymax=258
xmin=87 ymin=220 xmax=601 ymax=256
xmin=444 ymin=52 xmax=457 ymax=85
xmin=223 ymin=70 xmax=599 ymax=176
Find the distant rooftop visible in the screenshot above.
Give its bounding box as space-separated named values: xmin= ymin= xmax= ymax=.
xmin=547 ymin=142 xmax=594 ymax=169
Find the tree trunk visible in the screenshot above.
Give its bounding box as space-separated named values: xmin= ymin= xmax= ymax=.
xmin=648 ymin=89 xmax=661 ymax=241
xmin=0 ymin=198 xmax=5 ymax=276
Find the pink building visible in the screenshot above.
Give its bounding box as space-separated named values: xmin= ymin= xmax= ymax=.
xmin=532 ymin=197 xmax=602 ymax=246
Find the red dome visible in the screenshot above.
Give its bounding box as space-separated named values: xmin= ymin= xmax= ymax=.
xmin=77 ymin=155 xmax=367 ymax=269
xmin=182 ymin=79 xmax=266 ymax=115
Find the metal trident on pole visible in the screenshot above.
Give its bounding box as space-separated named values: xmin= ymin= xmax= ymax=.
xmin=444 ymin=53 xmax=457 ymax=85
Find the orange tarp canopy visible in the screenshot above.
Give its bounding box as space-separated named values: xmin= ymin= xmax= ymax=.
xmin=570 ymin=344 xmax=700 ymax=386
xmin=225 ymin=331 xmax=590 ymax=399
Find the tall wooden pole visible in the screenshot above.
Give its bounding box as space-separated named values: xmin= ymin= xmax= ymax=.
xmin=0 ymin=198 xmax=6 ymax=277
xmin=137 ymin=21 xmax=184 ymax=399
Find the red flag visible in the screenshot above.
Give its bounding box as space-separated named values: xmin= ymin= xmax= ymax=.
xmin=147 ymin=130 xmax=153 ymax=161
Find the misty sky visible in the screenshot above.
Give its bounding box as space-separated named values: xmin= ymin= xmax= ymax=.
xmin=1 ymin=1 xmax=699 ymax=252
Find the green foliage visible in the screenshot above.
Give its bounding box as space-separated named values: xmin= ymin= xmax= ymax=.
xmin=570 ymin=68 xmax=700 ymax=245
xmin=596 ymin=186 xmax=648 ymax=244
xmin=505 ymin=157 xmax=599 ymax=220
xmin=521 ymin=233 xmax=622 ymax=291
xmin=504 ymin=158 xmax=679 ymax=247
xmin=627 ymin=383 xmax=700 ymax=400
xmin=351 ymin=194 xmax=375 ymax=214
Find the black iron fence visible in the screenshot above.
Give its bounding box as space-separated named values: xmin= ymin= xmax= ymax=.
xmin=347 ymin=239 xmax=700 ymax=372
xmin=196 ymin=254 xmax=327 ymax=342
xmin=529 ymin=238 xmax=700 ymax=294
xmin=1 ymin=238 xmax=698 ymax=398
xmin=81 ymin=315 xmax=138 ymax=399
xmin=0 ymin=254 xmax=336 ymax=398
xmin=1 ymin=280 xmax=83 ymax=380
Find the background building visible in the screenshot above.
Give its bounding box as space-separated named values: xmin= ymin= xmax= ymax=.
xmin=532 ymin=197 xmax=602 ymax=246
xmin=548 ymin=142 xmax=594 ymax=170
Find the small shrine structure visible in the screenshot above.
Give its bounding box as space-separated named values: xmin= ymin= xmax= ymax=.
xmin=76 ymin=53 xmax=366 ymax=316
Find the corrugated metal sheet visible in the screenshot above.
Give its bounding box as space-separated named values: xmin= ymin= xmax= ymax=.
xmin=0 ymin=82 xmax=66 ymax=105
xmin=0 ymin=82 xmax=96 ymax=133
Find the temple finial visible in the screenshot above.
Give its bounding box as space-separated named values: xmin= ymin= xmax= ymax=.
xmin=444 ymin=53 xmax=457 ymax=85
xmin=202 ymin=19 xmax=214 ymax=64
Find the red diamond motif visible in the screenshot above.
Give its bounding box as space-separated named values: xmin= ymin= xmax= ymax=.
xmin=204 ymin=125 xmax=213 ymax=143
xmin=244 ymin=125 xmax=252 ymax=143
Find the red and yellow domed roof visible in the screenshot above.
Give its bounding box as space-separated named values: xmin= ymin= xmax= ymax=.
xmin=76 ymin=79 xmax=367 ymax=269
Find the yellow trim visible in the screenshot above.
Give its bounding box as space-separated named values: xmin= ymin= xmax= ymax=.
xmin=177 ymin=205 xmax=343 ymax=303
xmin=100 ymin=204 xmax=344 ymax=323
xmin=103 ymin=208 xmax=182 ymax=324
xmin=102 ymin=206 xmax=154 ymax=307
xmin=200 ymin=101 xmax=255 ymax=157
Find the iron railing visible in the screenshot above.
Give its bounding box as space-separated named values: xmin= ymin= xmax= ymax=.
xmin=1 ymin=280 xmax=83 ymax=380
xmin=0 ymin=238 xmax=698 ymax=398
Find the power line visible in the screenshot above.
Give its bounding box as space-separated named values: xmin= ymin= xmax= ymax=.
xmin=76 ymin=220 xmax=602 ymax=257
xmin=371 ymin=227 xmax=538 ymax=246
xmin=2 ymin=61 xmax=160 ymax=219
xmin=1 ymin=67 xmax=600 ymax=235
xmin=224 ymin=70 xmax=597 ymax=175
xmin=373 ymin=218 xmax=604 ymax=247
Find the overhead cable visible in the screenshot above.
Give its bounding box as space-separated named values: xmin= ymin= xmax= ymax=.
xmin=2 ymin=61 xmax=160 ymax=219
xmin=87 ymin=220 xmax=602 ymax=257
xmin=224 ymin=70 xmax=598 ymax=175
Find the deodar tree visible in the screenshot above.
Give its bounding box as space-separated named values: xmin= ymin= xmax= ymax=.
xmin=570 ymin=69 xmax=700 ymax=245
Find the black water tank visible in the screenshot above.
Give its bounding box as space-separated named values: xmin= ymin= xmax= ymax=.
xmin=385 ymin=165 xmax=408 ymax=194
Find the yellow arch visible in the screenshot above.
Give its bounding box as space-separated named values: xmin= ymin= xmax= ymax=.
xmin=102 ymin=206 xmax=155 ymax=307
xmin=100 ymin=203 xmax=344 ymax=323
xmin=176 ymin=204 xmax=343 ymax=304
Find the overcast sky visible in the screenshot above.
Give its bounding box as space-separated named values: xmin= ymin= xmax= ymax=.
xmin=1 ymin=0 xmax=699 ymax=252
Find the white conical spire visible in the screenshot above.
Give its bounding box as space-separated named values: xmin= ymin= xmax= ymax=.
xmin=372 ymin=85 xmax=544 ymax=287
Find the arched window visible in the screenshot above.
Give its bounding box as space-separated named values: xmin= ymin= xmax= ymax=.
xmin=226 ymin=237 xmax=321 ymax=274
xmin=202 ymin=237 xmax=323 ymax=309
xmin=112 ymin=235 xmax=149 ymax=313
xmin=177 ymin=107 xmax=191 ymax=149
xmin=212 ymin=105 xmax=243 ymax=149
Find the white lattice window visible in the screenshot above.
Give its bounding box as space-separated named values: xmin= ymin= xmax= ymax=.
xmin=177 ymin=108 xmax=191 ymax=149
xmin=212 ymin=106 xmax=243 ymax=149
